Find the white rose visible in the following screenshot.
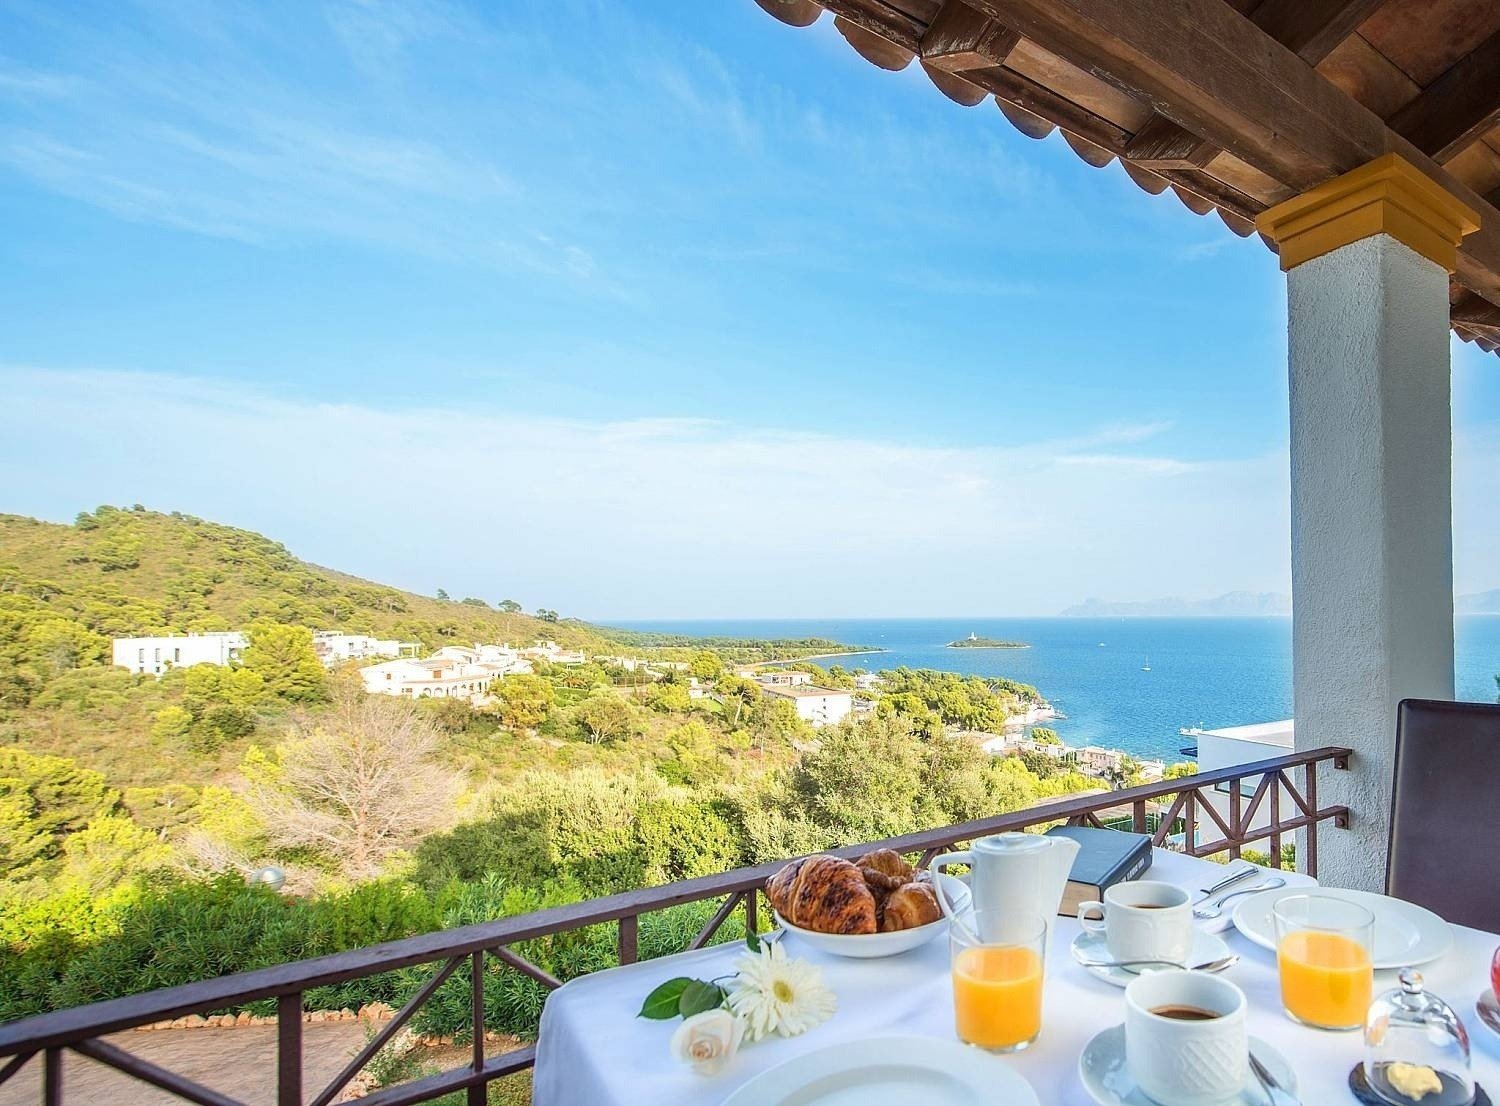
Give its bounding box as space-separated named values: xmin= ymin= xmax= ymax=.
xmin=669 ymin=1008 xmax=744 ymax=1076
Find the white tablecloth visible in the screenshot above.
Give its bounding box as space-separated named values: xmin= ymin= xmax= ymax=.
xmin=532 ymin=850 xmax=1500 ymax=1104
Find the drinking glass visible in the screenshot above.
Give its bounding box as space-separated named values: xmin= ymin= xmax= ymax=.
xmin=950 ymin=910 xmax=1047 ymax=1052
xmin=1274 ymin=894 xmax=1374 ymax=1030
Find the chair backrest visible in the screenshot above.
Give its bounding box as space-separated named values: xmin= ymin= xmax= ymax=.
xmin=1388 ymin=698 xmax=1500 ymax=930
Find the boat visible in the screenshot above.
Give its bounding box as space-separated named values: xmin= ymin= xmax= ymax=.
xmin=1141 ymin=656 xmax=1152 ymax=671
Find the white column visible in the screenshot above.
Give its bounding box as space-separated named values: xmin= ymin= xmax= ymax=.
xmin=1286 ymin=233 xmax=1454 ymax=891
xmin=1257 ymin=155 xmax=1479 ymax=891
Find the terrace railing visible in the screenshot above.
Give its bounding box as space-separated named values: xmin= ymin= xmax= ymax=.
xmin=0 ymin=745 xmax=1350 ymax=1106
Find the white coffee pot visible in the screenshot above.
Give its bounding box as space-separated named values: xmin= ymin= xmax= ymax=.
xmin=930 ymin=832 xmax=1079 ymax=944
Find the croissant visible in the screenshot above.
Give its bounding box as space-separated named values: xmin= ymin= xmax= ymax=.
xmin=765 ymin=855 xmax=878 ymax=934
xmin=855 ymin=848 xmax=913 ymax=883
xmin=880 ymin=881 xmax=942 ymax=932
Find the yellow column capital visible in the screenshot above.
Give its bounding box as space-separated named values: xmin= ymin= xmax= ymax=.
xmin=1255 ymin=153 xmax=1480 ymax=272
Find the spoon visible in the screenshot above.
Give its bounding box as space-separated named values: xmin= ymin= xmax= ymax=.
xmin=1193 ymin=876 xmax=1286 ymax=920
xmin=1077 ymin=954 xmax=1240 ymax=974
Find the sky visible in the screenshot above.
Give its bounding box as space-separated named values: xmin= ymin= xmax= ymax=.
xmin=1 ymin=0 xmax=1497 ymax=619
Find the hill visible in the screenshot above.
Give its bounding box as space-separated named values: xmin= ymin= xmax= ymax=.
xmin=0 ymin=505 xmax=613 ymax=656
xmin=0 ymin=505 xmax=853 ymax=786
xmin=1059 ymin=591 xmax=1292 ymax=618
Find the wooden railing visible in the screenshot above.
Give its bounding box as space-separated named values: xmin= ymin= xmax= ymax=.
xmin=0 ymin=746 xmax=1351 ymax=1105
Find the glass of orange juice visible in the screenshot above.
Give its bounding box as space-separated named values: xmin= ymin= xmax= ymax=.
xmin=1273 ymin=894 xmax=1374 ymax=1030
xmin=950 ymin=910 xmax=1047 ymax=1052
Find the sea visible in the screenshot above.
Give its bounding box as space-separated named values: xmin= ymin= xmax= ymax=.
xmin=605 ymin=616 xmax=1500 ymax=762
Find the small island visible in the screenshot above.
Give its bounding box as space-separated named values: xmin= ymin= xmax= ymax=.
xmin=947 ymin=633 xmax=1029 ymax=649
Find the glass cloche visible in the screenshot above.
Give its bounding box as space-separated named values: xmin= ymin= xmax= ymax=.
xmin=1364 ymin=968 xmax=1475 ymax=1106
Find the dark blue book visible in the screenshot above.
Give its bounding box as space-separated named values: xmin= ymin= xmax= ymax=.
xmin=1045 ymin=825 xmax=1153 ymax=916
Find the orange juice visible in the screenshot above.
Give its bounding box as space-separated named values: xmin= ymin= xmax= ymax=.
xmin=1277 ymin=930 xmax=1372 ymax=1029
xmin=952 ymin=945 xmax=1043 ymax=1050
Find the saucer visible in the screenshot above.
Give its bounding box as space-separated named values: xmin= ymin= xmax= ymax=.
xmin=1071 ymin=928 xmax=1233 ymax=987
xmin=1079 ymin=1024 xmax=1297 ymax=1106
xmin=1477 ymin=989 xmax=1500 ymax=1037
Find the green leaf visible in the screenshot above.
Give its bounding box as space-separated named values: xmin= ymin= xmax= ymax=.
xmin=745 ymin=930 xmax=761 ymax=954
xmin=638 ymin=977 xmax=693 ymax=1019
xmin=678 ymin=980 xmax=726 ymax=1018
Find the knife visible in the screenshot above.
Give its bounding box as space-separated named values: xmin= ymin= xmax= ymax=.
xmin=1196 ymin=864 xmax=1258 ymax=900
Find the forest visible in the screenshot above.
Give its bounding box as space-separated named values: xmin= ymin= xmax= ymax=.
xmin=0 ymin=507 xmax=1110 ymax=1048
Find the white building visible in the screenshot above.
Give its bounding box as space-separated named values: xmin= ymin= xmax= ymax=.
xmin=360 ymin=644 xmax=532 ymax=703
xmin=312 ymin=632 xmax=420 ymax=665
xmin=854 ymin=673 xmax=884 ymax=691
xmin=519 ymin=640 xmax=587 ymax=665
xmin=758 ymin=684 xmax=853 ymax=728
xmin=113 ymin=632 xmax=247 ymax=677
xmin=755 ymin=671 xmax=812 ymax=688
xmin=1179 ymin=720 xmax=1298 ymax=842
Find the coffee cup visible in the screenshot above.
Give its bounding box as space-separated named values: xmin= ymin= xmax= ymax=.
xmin=1077 ymin=880 xmax=1192 ymax=965
xmin=1125 ymin=969 xmax=1248 ymax=1106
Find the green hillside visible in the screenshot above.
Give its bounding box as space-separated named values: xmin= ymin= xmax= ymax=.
xmin=0 ymin=505 xmax=611 ymax=658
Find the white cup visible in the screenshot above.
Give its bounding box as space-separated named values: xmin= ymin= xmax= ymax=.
xmin=1125 ymin=970 xmax=1248 ymax=1106
xmin=1077 ymin=880 xmax=1193 ymax=965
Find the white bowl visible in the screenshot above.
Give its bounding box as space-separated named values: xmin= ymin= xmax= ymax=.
xmin=772 ymin=874 xmax=972 ymax=958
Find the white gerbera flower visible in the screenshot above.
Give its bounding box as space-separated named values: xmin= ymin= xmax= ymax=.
xmin=726 ymin=942 xmax=837 ymax=1042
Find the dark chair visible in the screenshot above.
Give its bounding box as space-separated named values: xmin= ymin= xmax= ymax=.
xmin=1388 ymin=698 xmax=1500 ymax=930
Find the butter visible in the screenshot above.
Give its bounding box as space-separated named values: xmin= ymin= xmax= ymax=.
xmin=1386 ymin=1062 xmax=1443 ymax=1101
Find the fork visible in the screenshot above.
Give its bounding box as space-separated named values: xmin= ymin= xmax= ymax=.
xmin=1193 ymin=876 xmax=1286 ymax=920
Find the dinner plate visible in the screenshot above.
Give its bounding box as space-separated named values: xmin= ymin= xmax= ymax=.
xmin=774 ymin=875 xmax=972 ymax=959
xmin=1231 ymin=886 xmax=1452 ymax=968
xmin=1078 ymin=1025 xmax=1296 ymax=1106
xmin=720 ymin=1034 xmax=1039 ymax=1106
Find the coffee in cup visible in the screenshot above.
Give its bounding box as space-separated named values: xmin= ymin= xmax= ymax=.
xmin=1125 ymin=970 xmax=1247 ymax=1106
xmin=1077 ymin=880 xmax=1193 ymax=966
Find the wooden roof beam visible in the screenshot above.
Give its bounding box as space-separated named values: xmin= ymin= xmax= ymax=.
xmin=964 ymin=0 xmax=1500 ymax=304
xmin=1247 ymin=0 xmax=1389 ymax=66
xmin=1389 ymin=28 xmax=1500 ymax=165
xmin=1452 ymin=293 xmax=1500 ymax=331
xmin=1124 ymin=115 xmax=1217 ymax=170
xmin=920 ymin=1 xmax=1020 ymax=72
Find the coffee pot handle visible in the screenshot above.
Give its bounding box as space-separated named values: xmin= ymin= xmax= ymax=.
xmin=928 ymin=851 xmax=971 ymax=918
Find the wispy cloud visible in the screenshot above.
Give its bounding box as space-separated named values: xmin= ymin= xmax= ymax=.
xmin=0 ymin=366 xmax=1296 ymax=616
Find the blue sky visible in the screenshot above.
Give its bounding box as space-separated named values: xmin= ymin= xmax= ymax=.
xmin=1 ymin=0 xmax=1496 ymax=617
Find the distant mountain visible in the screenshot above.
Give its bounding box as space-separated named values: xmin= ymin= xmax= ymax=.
xmin=1059 ymin=591 xmax=1292 ymax=618
xmin=1458 ymin=590 xmax=1500 ymax=615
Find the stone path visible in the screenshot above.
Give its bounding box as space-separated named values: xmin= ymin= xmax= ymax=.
xmin=0 ymin=1021 xmax=372 ymax=1105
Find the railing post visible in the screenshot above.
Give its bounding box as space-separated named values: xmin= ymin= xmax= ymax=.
xmin=744 ymin=888 xmax=759 ymax=937
xmin=278 ymin=992 xmax=302 ymax=1106
xmin=1131 ymin=800 xmax=1147 ymax=834
xmin=469 ymin=951 xmax=485 ymax=1106
xmin=1270 ymin=777 xmax=1283 ymax=869
xmin=43 ymin=1047 xmax=60 ymax=1106
xmin=1304 ymin=761 xmax=1319 ymax=878
xmin=1184 ymin=791 xmax=1198 ymax=856
xmin=1228 ymin=778 xmax=1242 ymax=861
xmin=618 ymin=915 xmax=638 ymax=966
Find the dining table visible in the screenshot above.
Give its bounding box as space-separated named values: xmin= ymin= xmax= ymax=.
xmin=531 ymin=848 xmax=1500 ymax=1104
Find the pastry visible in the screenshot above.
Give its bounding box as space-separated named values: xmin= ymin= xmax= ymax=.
xmin=880 ymin=882 xmax=941 ymax=932
xmin=765 ymin=855 xmax=878 ymax=934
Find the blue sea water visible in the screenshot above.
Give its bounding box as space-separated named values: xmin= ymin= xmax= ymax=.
xmin=605 ymin=616 xmax=1500 ymax=762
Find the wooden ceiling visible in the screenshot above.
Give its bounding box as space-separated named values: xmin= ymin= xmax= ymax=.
xmin=752 ymin=0 xmax=1500 ymax=353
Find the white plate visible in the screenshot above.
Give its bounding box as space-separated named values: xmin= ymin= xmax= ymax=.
xmin=1079 ymin=1024 xmax=1297 ymax=1106
xmin=1070 ymin=927 xmax=1233 ymax=987
xmin=722 ymin=1034 xmax=1039 ymax=1106
xmin=774 ymin=875 xmax=971 ymax=959
xmin=1231 ymin=886 xmax=1452 ymax=969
